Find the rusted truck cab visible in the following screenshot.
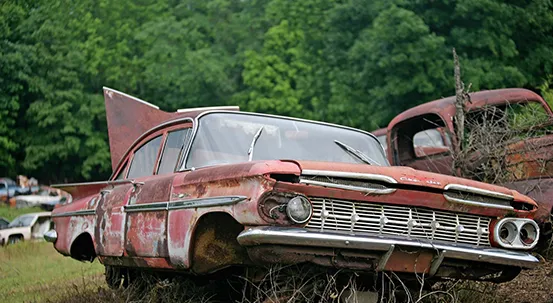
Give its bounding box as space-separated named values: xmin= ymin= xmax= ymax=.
xmin=380 ymin=88 xmax=553 ymax=239
xmin=47 ymin=88 xmax=541 ymax=289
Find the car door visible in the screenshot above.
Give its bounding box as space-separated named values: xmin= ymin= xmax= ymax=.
xmin=124 ymin=127 xmax=192 ymax=258
xmin=95 ymin=134 xmax=162 ymax=257
xmin=95 ymin=182 xmax=133 ymax=256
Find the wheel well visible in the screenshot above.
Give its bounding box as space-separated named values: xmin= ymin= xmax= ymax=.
xmin=70 ymin=233 xmax=96 ymax=262
xmin=8 ymin=234 xmax=23 ymax=240
xmin=190 ymin=212 xmax=249 ymax=274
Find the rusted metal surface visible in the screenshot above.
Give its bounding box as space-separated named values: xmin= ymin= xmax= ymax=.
xmin=505 ymin=135 xmax=553 ymax=180
xmin=95 ymin=184 xmax=133 ymax=256
xmin=168 ymin=170 xmax=276 ymax=269
xmin=388 ymin=89 xmax=550 ymax=132
xmin=502 ymin=178 xmax=553 ymax=224
xmin=189 ymin=213 xmax=250 ymax=274
xmin=52 ymin=195 xmax=97 ymax=256
xmin=125 ymin=175 xmax=173 ymax=257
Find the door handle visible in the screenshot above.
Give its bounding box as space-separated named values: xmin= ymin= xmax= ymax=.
xmin=130 ymin=180 xmax=144 ymax=192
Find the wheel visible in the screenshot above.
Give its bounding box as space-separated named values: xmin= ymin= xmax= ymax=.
xmin=105 ymin=265 xmax=124 ymax=289
xmin=8 ymin=236 xmax=22 ymax=245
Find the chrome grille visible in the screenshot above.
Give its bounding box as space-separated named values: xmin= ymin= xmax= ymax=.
xmin=306 ymin=197 xmax=491 ymax=247
xmin=444 ymin=191 xmax=512 ymax=207
xmin=301 ymin=175 xmax=389 ymax=190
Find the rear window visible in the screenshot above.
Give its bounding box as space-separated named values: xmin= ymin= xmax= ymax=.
xmin=127 ymin=136 xmax=162 ymax=178
xmin=158 ymin=129 xmax=190 ymax=175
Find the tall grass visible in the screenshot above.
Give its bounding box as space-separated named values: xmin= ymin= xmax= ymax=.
xmin=0 ymin=241 xmax=103 ymax=302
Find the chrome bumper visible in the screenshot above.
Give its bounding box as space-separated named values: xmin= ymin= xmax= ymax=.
xmin=237 ymin=227 xmax=539 ymax=269
xmin=44 ymin=229 xmax=58 ymax=243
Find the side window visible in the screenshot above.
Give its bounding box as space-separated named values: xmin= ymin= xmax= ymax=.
xmin=115 ymin=160 xmax=128 ymax=180
xmin=127 ymin=136 xmax=162 ymax=179
xmin=158 ymin=128 xmax=191 ymax=175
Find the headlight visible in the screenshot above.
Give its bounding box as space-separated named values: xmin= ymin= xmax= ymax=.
xmin=286 ymin=196 xmax=312 ymax=224
xmin=498 ymin=221 xmax=517 ymax=245
xmin=494 ymin=218 xmax=540 ymax=250
xmin=519 ymin=222 xmax=538 ymax=246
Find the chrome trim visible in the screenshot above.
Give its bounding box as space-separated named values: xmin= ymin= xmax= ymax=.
xmin=52 ymin=179 xmax=140 ymax=189
xmin=444 ymin=194 xmax=514 ymax=211
xmin=169 ymin=196 xmax=247 ymax=210
xmin=125 ymin=202 xmax=169 ymax=212
xmin=51 ymin=209 xmax=96 ymax=217
xmin=104 ymin=87 xmax=160 ymax=109
xmin=44 ymin=230 xmax=58 ymax=243
xmin=237 ymin=227 xmax=539 ymax=269
xmin=178 ymin=111 xmax=390 ymax=171
xmin=494 ymin=218 xmax=540 ymax=250
xmin=301 ymin=170 xmax=397 ymax=184
xmin=299 ymin=179 xmax=396 ymax=195
xmin=444 ymin=184 xmax=514 ymax=200
xmin=177 ymin=106 xmax=239 ymax=113
xmin=123 ymin=196 xmax=248 ymax=213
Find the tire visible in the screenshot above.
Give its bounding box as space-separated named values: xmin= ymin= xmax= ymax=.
xmin=8 ymin=236 xmax=22 ymax=245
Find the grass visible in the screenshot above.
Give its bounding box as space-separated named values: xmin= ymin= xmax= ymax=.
xmin=0 ymin=241 xmax=104 ymax=302
xmin=0 ymin=204 xmax=45 ymax=221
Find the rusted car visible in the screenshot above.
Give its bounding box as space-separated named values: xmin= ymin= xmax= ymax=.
xmin=375 ymin=88 xmax=553 ymax=242
xmin=46 ymin=88 xmax=541 ymax=289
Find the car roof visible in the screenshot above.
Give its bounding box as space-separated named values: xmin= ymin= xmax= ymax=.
xmin=389 ymin=88 xmax=548 ymax=126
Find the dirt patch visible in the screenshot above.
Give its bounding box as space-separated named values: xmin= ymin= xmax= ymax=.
xmin=496 ymin=259 xmax=553 ymax=303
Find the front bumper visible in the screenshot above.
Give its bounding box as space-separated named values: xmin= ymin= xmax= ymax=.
xmin=44 ymin=229 xmax=57 ymax=243
xmin=237 ymin=227 xmax=539 ymax=270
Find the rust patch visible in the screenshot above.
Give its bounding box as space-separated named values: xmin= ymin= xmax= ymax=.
xmin=383 ymin=250 xmax=433 ymax=274
xmin=191 ymin=213 xmax=249 ymax=274
xmin=125 ymin=211 xmax=168 ymax=257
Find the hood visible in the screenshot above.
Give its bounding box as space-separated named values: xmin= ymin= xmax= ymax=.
xmin=291 ymin=160 xmax=535 ymax=205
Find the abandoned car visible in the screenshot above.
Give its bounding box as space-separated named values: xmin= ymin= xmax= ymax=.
xmin=0 ymin=217 xmax=9 ymax=230
xmin=46 ymin=88 xmax=541 ymax=288
xmin=373 ymin=88 xmax=553 ymax=243
xmin=0 ymin=212 xmax=52 ymax=245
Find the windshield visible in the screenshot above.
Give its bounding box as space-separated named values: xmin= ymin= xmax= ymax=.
xmin=8 ymin=215 xmax=34 ymax=228
xmin=185 ymin=113 xmax=388 ymax=168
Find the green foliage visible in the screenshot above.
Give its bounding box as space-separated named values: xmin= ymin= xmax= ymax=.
xmin=1 ymin=0 xmax=552 ymax=182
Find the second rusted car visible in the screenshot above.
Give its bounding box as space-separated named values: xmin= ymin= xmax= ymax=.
xmin=46 ymin=88 xmax=540 ymax=289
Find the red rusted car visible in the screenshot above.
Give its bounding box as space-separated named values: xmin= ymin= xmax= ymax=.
xmin=46 ymin=88 xmax=541 ymax=289
xmin=374 ymin=88 xmax=553 ymax=243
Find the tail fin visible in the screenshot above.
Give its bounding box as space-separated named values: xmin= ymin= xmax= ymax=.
xmin=104 ymin=87 xmax=175 ymax=170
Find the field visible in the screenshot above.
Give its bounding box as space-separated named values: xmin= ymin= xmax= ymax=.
xmin=0 ymin=241 xmax=104 ymax=302
xmin=0 ymin=206 xmax=44 ymax=221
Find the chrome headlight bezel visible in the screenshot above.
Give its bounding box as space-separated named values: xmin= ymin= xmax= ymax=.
xmin=494 ymin=218 xmax=540 ymax=250
xmin=286 ymin=196 xmax=312 ymax=224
